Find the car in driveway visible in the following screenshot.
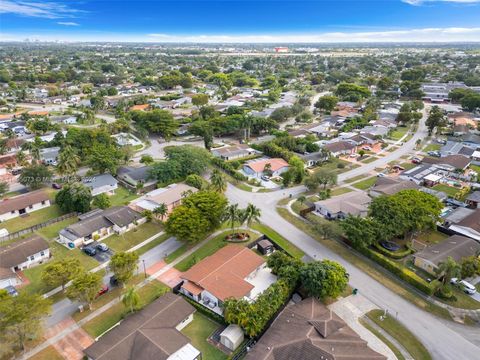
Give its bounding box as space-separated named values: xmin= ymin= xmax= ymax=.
xmin=96 ymin=243 xmax=109 ymax=252
xmin=109 ymin=276 xmax=119 ymax=287
xmin=83 ymin=247 xmax=97 ymax=256
xmin=5 ymin=285 xmax=18 ymax=297
xmin=96 ymin=285 xmax=109 ymax=298
xmin=362 ymin=146 xmax=372 ymax=151
xmin=451 ymin=278 xmax=477 ymax=295
xmin=261 ymin=175 xmax=270 ymax=182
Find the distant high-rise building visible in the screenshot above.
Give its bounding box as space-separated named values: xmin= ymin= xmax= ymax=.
xmin=274 ymin=47 xmax=288 ymax=53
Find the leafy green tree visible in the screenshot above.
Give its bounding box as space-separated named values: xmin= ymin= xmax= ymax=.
xmin=314 ymin=218 xmax=341 ymax=240
xmin=224 ymin=203 xmax=243 ymax=235
xmin=87 ymin=143 xmax=123 ymax=174
xmin=57 ymin=145 xmax=81 ymax=177
xmin=191 ymin=93 xmax=209 ymax=107
xmin=56 ymin=183 xmax=92 ymax=213
xmin=340 ymin=216 xmax=381 ymax=248
xmin=66 ymin=271 xmax=102 ymax=310
xmin=335 ymin=82 xmax=371 ymax=100
xmin=300 ymin=260 xmax=349 ymax=300
xmin=315 ymin=95 xmax=338 ymax=112
xmin=426 ymin=106 xmax=447 ymax=134
xmin=41 ymin=258 xmax=82 ymax=291
xmin=0 ymin=292 xmax=51 ymax=353
xmin=110 ymin=252 xmax=139 ymax=287
xmin=139 ymin=154 xmax=154 ymax=165
xmin=122 ymin=286 xmax=140 ymax=313
xmin=18 ymin=164 xmax=52 ymax=190
xmin=209 ymin=169 xmax=227 ymax=193
xmin=461 ymin=93 xmax=480 ymax=112
xmin=435 ymin=257 xmax=461 ymax=298
xmin=460 ymin=256 xmax=480 ymax=279
xmin=182 ymin=190 xmax=228 ymax=230
xmin=165 ymin=205 xmax=210 ymax=244
xmin=92 ymin=193 xmax=111 ymax=209
xmin=185 ymin=174 xmax=208 ymax=190
xmin=0 ymin=181 xmax=8 ymax=197
xmin=267 ymin=251 xmax=302 ymax=275
xmin=314 ymin=168 xmax=337 ymax=190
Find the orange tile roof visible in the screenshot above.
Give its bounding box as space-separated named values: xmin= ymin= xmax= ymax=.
xmin=27 ymin=110 xmax=49 ymax=116
xmin=182 ymin=244 xmax=265 ymax=301
xmin=182 ymin=281 xmax=203 ymax=296
xmin=246 ymin=158 xmax=289 ymax=173
xmin=130 ymin=104 xmax=150 ymax=111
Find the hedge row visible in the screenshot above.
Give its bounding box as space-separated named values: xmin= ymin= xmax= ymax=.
xmin=373 ymin=242 xmax=413 ymax=260
xmin=212 ymin=157 xmax=247 ymax=181
xmin=358 ymin=246 xmax=434 ymax=296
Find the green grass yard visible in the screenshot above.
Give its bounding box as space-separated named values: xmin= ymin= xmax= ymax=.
xmin=181 ymin=313 xmax=227 ymax=360
xmin=330 ymin=187 xmax=353 ymax=196
xmin=352 ymin=177 xmax=377 ymax=190
xmin=103 ymin=222 xmax=164 ymax=252
xmin=251 ymin=223 xmax=304 ymax=258
xmin=432 ymin=184 xmax=461 ymax=198
xmin=366 ymin=310 xmax=431 ymax=360
xmin=108 ymin=186 xmax=140 ymax=207
xmin=423 ymin=143 xmax=441 ymax=152
xmin=35 ymin=217 xmax=77 ymax=240
xmin=0 ymin=205 xmax=63 ymax=233
xmin=389 ymin=127 xmax=409 ymax=141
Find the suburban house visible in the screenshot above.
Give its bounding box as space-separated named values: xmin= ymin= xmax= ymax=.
xmin=245 ymin=297 xmax=387 ymax=360
xmin=446 ymin=208 xmax=480 ymax=242
xmin=399 ymin=164 xmax=443 ymax=185
xmin=414 ymin=235 xmax=480 ymax=275
xmin=0 ymin=190 xmax=51 ymax=222
xmin=324 ymin=140 xmax=356 ymax=157
xmin=180 ymin=244 xmax=277 ymax=315
xmin=39 ymin=146 xmax=60 ymax=166
xmin=211 ymin=144 xmax=259 ymax=161
xmin=242 ymin=158 xmax=289 ymax=178
xmin=314 ymin=191 xmax=372 ymax=220
xmin=59 ymin=206 xmax=144 ymax=248
xmin=466 ymin=191 xmax=480 ymax=209
xmin=129 ymin=183 xmax=197 ymax=218
xmin=422 ymin=154 xmax=471 ymax=172
xmin=82 ymin=173 xmax=118 ymax=196
xmin=299 ymin=151 xmax=329 ymax=168
xmin=0 ymin=235 xmax=50 ymax=288
xmin=370 ymin=177 xmax=420 ymax=197
xmin=0 ymin=154 xmax=17 ymax=182
xmin=84 ymin=293 xmax=201 ymax=360
xmin=117 ymin=165 xmax=157 ymax=193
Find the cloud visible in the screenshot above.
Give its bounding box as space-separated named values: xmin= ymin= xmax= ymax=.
xmin=402 ymin=0 xmax=480 ymax=5
xmin=57 ymin=21 xmax=79 ymax=26
xmin=0 ymin=0 xmax=84 ymax=19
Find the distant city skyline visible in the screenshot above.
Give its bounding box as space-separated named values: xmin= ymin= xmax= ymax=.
xmin=1 ymin=0 xmax=480 ymax=43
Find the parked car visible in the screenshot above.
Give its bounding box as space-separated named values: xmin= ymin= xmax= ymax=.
xmin=451 ymin=278 xmax=477 ymax=295
xmin=96 ymin=243 xmax=109 ymax=252
xmin=261 ymin=175 xmax=270 ymax=181
xmin=83 ymin=247 xmax=97 ymax=256
xmin=427 ymin=151 xmax=441 ymax=157
xmin=349 ymin=153 xmax=357 ymax=158
xmin=52 ymin=183 xmax=62 ymax=189
xmin=96 ymin=285 xmax=109 ymax=298
xmin=377 ymin=173 xmax=386 ymax=178
xmin=379 ymin=241 xmax=400 ymax=252
xmin=412 ymin=157 xmax=422 ymax=164
xmin=362 ymin=146 xmax=372 ymax=151
xmin=392 ymin=165 xmax=405 ymax=171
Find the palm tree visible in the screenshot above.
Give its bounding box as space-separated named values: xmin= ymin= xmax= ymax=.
xmin=225 ymin=204 xmax=242 ymax=236
xmin=210 ymin=169 xmax=227 ymax=193
xmin=436 ymin=256 xmax=461 ymax=287
xmin=242 ymin=203 xmax=261 ymax=228
xmin=153 ymin=203 xmax=168 ymax=221
xmin=122 ymin=286 xmax=140 ymax=314
xmin=57 ymin=145 xmax=80 ymax=178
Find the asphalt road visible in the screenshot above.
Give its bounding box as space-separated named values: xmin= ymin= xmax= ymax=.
xmin=225 ymin=112 xmax=480 ymax=360
xmin=45 ymin=236 xmax=181 ymax=327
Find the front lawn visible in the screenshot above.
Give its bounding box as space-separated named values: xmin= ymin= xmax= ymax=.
xmin=423 ymin=143 xmax=441 ymax=152
xmin=432 ymin=184 xmax=461 ymax=198
xmin=82 ymin=280 xmax=169 ymax=338
xmin=35 ymin=217 xmax=77 ymax=240
xmin=1 ymin=205 xmax=63 ymax=233
xmin=22 ymin=242 xmax=99 ymax=295
xmin=415 ymin=230 xmax=448 ymax=245
xmin=352 ymin=177 xmax=377 ymax=190
xmin=29 ymin=346 xmax=63 ymax=360
xmin=108 ymin=186 xmax=140 ymax=207
xmin=103 ymin=222 xmax=164 ymax=252
xmin=470 ymin=164 xmax=480 ymax=174
xmin=251 ymin=223 xmax=305 ymax=258
xmin=366 ymin=309 xmax=431 ymax=360
xmin=181 ymin=313 xmax=227 ymax=360
xmin=330 ymin=187 xmax=353 ymax=196
xmin=389 ymin=127 xmax=409 ymax=141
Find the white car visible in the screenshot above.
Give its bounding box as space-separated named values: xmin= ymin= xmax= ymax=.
xmin=451 ymin=278 xmax=477 ymax=295
xmin=362 ymin=146 xmax=372 ymax=151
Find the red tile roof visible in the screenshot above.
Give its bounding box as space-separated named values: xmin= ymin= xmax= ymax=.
xmin=245 ymin=158 xmax=289 ymax=173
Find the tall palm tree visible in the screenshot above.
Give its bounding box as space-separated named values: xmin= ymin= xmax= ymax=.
xmin=122 ymin=286 xmax=140 ymax=314
xmin=57 ymin=145 xmax=80 ymax=178
xmin=242 ymin=203 xmax=261 ymax=228
xmin=153 ymin=203 xmax=168 ymax=221
xmin=225 ymin=204 xmax=242 ymax=236
xmin=210 ymin=169 xmax=227 ymax=193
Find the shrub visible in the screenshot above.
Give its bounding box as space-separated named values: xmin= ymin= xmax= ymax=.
xmin=373 ymin=242 xmax=413 ymax=259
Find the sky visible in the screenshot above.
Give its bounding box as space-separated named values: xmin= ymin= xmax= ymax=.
xmin=1 ymin=0 xmax=480 ymax=43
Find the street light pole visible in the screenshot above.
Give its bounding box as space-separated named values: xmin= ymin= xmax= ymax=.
xmin=142 ymin=259 xmax=146 ymax=279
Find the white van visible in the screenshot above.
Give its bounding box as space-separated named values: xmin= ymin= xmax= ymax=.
xmin=451 ymin=278 xmax=477 ymax=295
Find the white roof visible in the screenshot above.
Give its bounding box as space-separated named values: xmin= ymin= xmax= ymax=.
xmin=220 ymin=324 xmax=244 ymax=341
xmin=168 ymin=343 xmax=201 ymax=360
xmin=424 ymin=174 xmax=442 ymax=182
xmin=472 ymin=150 xmax=480 ymax=159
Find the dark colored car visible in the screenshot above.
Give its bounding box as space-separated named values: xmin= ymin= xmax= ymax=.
xmin=96 ymin=285 xmax=109 ymax=298
xmin=109 ymin=276 xmax=119 ymax=287
xmin=380 ymin=241 xmax=400 ymax=252
xmin=83 ymin=247 xmax=97 ymax=256
xmin=52 ymin=183 xmax=62 ymax=189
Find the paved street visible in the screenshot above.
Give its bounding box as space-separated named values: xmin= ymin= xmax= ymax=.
xmin=45 ymin=236 xmax=181 ymax=327
xmin=225 ymin=113 xmax=480 ymax=360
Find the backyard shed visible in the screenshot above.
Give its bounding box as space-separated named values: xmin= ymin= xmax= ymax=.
xmin=257 ymin=239 xmax=274 ymax=255
xmin=220 ymin=324 xmax=244 ymax=351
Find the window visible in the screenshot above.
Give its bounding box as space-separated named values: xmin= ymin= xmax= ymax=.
xmin=30 ymin=256 xmax=35 ymax=261
xmin=41 ymin=201 xmax=46 ymax=205
xmin=10 ymin=210 xmax=15 ymax=214
xmin=40 ymin=251 xmax=45 ymax=256
xmin=29 ymin=205 xmax=33 ymax=209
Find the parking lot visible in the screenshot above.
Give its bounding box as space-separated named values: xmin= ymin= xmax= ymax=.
xmin=81 ymin=242 xmax=114 ymax=263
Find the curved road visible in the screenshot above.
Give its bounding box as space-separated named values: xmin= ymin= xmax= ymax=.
xmin=225 ymin=111 xmax=480 ymax=360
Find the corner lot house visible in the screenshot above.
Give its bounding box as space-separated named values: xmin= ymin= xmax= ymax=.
xmin=314 ymin=191 xmax=371 ymax=220
xmin=59 ymin=206 xmax=144 ymax=248
xmin=129 ymin=183 xmax=197 ymax=217
xmin=0 ymin=190 xmax=51 ymax=222
xmin=243 ymin=158 xmax=289 ymax=178
xmin=0 ymin=235 xmax=50 ymax=288
xmin=414 ymin=235 xmax=480 ymax=275
xmin=84 ymin=293 xmax=201 ymax=360
xmin=211 ymin=144 xmax=259 ymax=161
xmin=180 ymin=244 xmax=277 ymax=315
xmin=82 ymin=174 xmax=118 ymax=196
xmin=117 ymin=165 xmax=157 ymax=193
xmin=245 ymin=297 xmax=386 ymax=360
